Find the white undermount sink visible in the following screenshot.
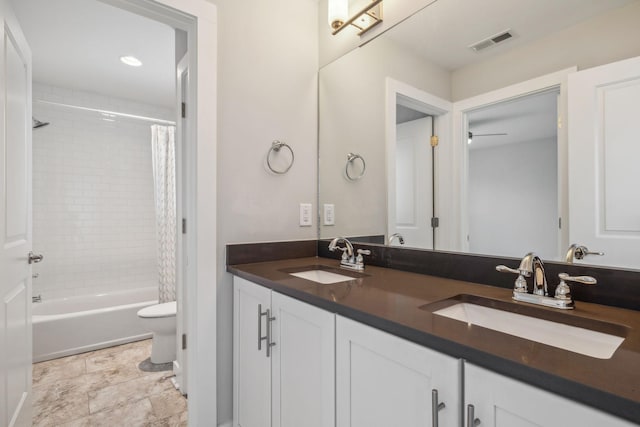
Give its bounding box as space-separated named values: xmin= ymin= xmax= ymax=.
xmin=290 ymin=269 xmax=354 ymax=284
xmin=434 ymin=302 xmax=625 ymax=359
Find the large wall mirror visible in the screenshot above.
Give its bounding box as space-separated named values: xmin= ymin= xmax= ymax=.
xmin=318 ymin=0 xmax=640 ymax=269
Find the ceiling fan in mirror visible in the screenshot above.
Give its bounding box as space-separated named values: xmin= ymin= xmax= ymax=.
xmin=467 ymin=131 xmax=508 ymax=144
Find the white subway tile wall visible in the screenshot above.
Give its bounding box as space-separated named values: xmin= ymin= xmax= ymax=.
xmin=32 ymin=83 xmax=175 ymax=300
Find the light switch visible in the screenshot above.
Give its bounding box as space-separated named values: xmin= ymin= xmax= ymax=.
xmin=323 ymin=204 xmax=335 ymax=226
xmin=299 ymin=203 xmax=312 ymax=227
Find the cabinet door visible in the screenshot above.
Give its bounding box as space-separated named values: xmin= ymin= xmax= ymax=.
xmin=271 ymin=292 xmax=335 ymax=427
xmin=233 ymin=277 xmax=272 ymax=427
xmin=336 ymin=316 xmax=460 ymax=427
xmin=464 ymin=363 xmax=635 ymax=427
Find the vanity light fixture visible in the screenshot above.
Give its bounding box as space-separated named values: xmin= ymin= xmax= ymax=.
xmin=329 ymin=0 xmax=383 ymax=36
xmin=120 ymin=55 xmax=142 ymax=67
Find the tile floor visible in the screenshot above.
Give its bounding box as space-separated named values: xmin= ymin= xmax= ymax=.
xmin=32 ymin=339 xmax=187 ymax=427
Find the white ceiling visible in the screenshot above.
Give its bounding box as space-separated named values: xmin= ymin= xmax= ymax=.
xmin=12 ymin=0 xmax=175 ymax=108
xmin=385 ymin=0 xmax=636 ymax=71
xmin=467 ymin=90 xmax=558 ymax=150
xmin=12 ymin=0 xmax=636 ymax=111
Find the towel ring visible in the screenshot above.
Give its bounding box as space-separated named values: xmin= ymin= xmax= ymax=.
xmin=267 ymin=140 xmax=294 ymax=174
xmin=345 ymin=152 xmax=366 ymax=181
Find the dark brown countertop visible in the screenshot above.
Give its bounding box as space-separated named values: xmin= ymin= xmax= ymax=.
xmin=228 ymin=256 xmax=640 ymax=423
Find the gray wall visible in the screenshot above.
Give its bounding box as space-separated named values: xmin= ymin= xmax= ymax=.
xmin=213 ymin=0 xmax=319 ymax=424
xmin=468 ymin=139 xmax=558 ymax=259
xmin=319 ymin=35 xmax=450 ymax=239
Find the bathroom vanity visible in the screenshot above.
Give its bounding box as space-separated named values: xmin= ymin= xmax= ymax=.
xmin=228 ymin=242 xmax=640 ymax=427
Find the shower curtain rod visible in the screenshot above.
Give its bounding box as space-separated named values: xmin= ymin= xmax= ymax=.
xmin=35 ymin=100 xmax=177 ymax=126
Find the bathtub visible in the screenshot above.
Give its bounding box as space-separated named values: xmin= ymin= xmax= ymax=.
xmin=33 ymin=287 xmax=158 ymax=362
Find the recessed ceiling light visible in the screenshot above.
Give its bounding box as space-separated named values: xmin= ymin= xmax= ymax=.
xmin=120 ymin=55 xmax=142 ymax=67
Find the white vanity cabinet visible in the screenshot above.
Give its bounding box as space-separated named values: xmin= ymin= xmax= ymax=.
xmin=464 ymin=363 xmax=635 ymax=427
xmin=336 ymin=315 xmax=461 ymax=427
xmin=233 ymin=275 xmax=635 ymax=427
xmin=233 ymin=276 xmax=335 ymax=427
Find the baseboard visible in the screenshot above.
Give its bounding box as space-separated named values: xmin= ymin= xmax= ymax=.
xmin=33 ymin=333 xmax=152 ymax=363
xmin=218 ymin=421 xmax=232 ymax=427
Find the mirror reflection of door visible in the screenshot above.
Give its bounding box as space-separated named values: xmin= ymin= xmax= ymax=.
xmin=466 ymin=90 xmax=560 ymax=259
xmin=394 ymin=110 xmax=433 ymax=249
xmin=568 ymin=56 xmax=640 ymax=269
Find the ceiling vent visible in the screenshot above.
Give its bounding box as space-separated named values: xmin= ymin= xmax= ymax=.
xmin=469 ymin=29 xmax=514 ymax=52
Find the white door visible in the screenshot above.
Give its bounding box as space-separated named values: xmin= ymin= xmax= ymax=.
xmin=336 ymin=316 xmax=460 ymax=427
xmin=233 ymin=277 xmax=272 ymax=427
xmin=271 ymin=292 xmax=335 ymax=427
xmin=391 ymin=117 xmax=433 ymax=249
xmin=464 ymin=363 xmax=634 ymax=426
xmin=0 ymin=2 xmax=33 ymax=426
xmin=568 ymin=56 xmax=640 ymax=269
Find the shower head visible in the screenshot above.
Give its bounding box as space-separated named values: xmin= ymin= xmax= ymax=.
xmin=32 ymin=117 xmax=50 ymax=129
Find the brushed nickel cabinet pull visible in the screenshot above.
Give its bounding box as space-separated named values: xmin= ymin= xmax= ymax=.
xmin=432 ymin=389 xmax=446 ymax=426
xmin=266 ymin=309 xmax=276 ymax=357
xmin=258 ymin=304 xmax=268 ymax=351
xmin=467 ymin=404 xmax=481 ymax=427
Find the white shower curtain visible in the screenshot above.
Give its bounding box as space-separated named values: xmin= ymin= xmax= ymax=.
xmin=151 ymin=125 xmax=176 ymax=303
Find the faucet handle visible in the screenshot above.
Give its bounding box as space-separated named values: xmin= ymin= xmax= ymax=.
xmin=496 ymin=265 xmax=528 ymax=293
xmin=555 ymin=273 xmax=597 ymax=301
xmin=496 ymin=265 xmax=519 ymax=275
xmin=355 ymin=249 xmax=371 ymax=265
xmin=558 ymin=273 xmax=597 ymax=285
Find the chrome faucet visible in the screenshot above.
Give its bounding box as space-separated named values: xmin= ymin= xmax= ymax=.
xmin=497 ymin=252 xmax=596 ymax=309
xmin=495 ymin=252 xmax=543 ymax=294
xmin=565 ymin=244 xmax=604 ymax=263
xmin=388 ymin=233 xmax=405 ymax=245
xmin=328 ymin=237 xmax=354 ymax=258
xmin=527 ymin=253 xmax=549 ymax=296
xmin=328 ymin=237 xmax=370 ymax=271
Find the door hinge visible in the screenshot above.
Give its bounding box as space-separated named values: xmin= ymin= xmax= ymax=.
xmin=181 ymin=102 xmax=186 ymax=118
xmin=430 ymin=135 xmax=439 ymax=147
xmin=558 ymin=114 xmax=562 ymax=129
xmin=182 ymin=218 xmax=187 ymax=234
xmin=182 ymin=333 xmax=187 ymax=350
xmin=559 ymin=217 xmax=562 ymax=229
xmin=431 ymin=217 xmax=440 ymax=228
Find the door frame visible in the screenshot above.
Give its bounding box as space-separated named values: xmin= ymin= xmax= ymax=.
xmin=98 ymin=0 xmax=217 ymax=424
xmin=175 ymin=52 xmax=189 ymax=395
xmin=385 ymin=77 xmax=452 ymax=249
xmin=451 ymin=67 xmax=575 ymax=256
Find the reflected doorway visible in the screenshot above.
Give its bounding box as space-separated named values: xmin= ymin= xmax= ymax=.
xmin=394 ymin=110 xmax=434 ymax=249
xmin=466 ymin=90 xmax=560 ymax=259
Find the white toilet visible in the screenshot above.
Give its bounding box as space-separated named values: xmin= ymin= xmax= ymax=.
xmin=137 ymin=301 xmax=177 ymax=364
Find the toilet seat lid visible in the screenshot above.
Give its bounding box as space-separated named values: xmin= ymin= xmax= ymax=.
xmin=138 ymin=301 xmax=176 ymax=318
